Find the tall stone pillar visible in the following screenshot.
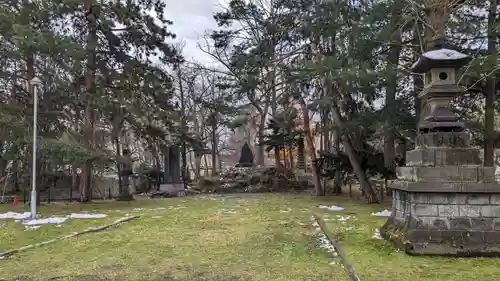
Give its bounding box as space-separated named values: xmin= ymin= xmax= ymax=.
xmin=169 ymin=146 xmax=181 ymax=183
xmin=164 ymin=146 xmax=181 ymax=184
xmin=381 ymin=47 xmax=500 ymax=256
xmin=164 ymin=147 xmax=171 ymax=183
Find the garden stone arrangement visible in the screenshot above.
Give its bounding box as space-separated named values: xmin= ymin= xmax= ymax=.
xmin=381 ymin=47 xmax=500 ymax=256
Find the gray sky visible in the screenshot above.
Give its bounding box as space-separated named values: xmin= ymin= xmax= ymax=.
xmin=164 ymin=0 xmax=228 ymax=65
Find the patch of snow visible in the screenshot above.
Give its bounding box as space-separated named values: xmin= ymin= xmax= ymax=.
xmin=25 ymin=225 xmax=41 ymax=230
xmin=21 ymin=213 xmax=105 ymax=226
xmin=23 ymin=217 xmax=68 ymax=226
xmin=319 ymin=205 xmax=344 ymax=212
xmin=0 ymin=212 xmax=31 ymax=220
xmin=280 ymin=208 xmax=292 ymax=213
xmin=336 ymin=215 xmax=352 ymax=222
xmin=133 ymin=208 xmax=144 ymax=211
xmin=423 ymin=48 xmax=468 ymax=60
xmin=317 ymin=232 xmax=337 ymax=255
xmin=373 ymin=228 xmax=383 ymax=240
xmin=152 ymin=207 xmax=166 ymax=211
xmin=69 ymin=213 xmax=107 ymax=219
xmin=371 ymin=210 xmax=392 ymax=217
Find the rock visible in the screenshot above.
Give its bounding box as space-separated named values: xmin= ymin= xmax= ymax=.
xmin=195 ymin=166 xmax=313 ymax=194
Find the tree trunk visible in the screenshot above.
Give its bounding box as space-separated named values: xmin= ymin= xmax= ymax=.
xmin=297 ymin=97 xmax=323 ymax=196
xmin=485 ymin=0 xmax=498 ymax=166
xmin=80 ymin=2 xmax=99 ymax=202
xmin=326 ymin=79 xmax=378 ymax=203
xmin=308 ymin=35 xmax=375 ymax=201
xmin=115 ymin=136 xmax=122 ymax=193
xmin=322 ymin=103 xmax=330 ymax=193
xmin=194 ymin=152 xmax=202 ymax=180
xmin=211 ymin=119 xmax=217 ymax=175
xmin=384 ymin=18 xmax=402 ymax=175
xmin=274 ymin=148 xmax=281 ymax=168
xmin=177 ymin=66 xmax=188 ymax=186
xmin=332 ymin=127 xmax=342 ymax=194
xmin=257 ymin=114 xmax=266 ymax=166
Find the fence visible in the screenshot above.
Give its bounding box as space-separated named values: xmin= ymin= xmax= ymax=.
xmin=1 ymin=176 xmax=123 ymax=204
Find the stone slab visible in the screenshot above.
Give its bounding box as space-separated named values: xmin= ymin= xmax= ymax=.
xmin=390 ymin=181 xmax=500 ymax=193
xmin=415 ymin=132 xmax=469 ymax=148
xmin=381 ymin=216 xmax=500 ymax=256
xmin=406 ymin=148 xmax=482 ymax=166
xmin=397 ymin=166 xmax=495 ymax=182
xmin=395 ymin=191 xmax=500 ymax=205
xmin=159 ymin=183 xmax=185 ymax=192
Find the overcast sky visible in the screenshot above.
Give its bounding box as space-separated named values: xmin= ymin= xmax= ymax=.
xmin=164 ymin=0 xmax=228 ymax=65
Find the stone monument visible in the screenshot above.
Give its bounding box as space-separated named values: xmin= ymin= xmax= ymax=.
xmin=381 ymin=47 xmax=500 ymax=256
xmin=235 ymin=142 xmax=254 ymax=168
xmin=159 ymin=145 xmax=184 ymax=193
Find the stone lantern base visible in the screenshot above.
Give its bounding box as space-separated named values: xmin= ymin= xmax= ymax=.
xmin=381 ymin=132 xmax=500 ymax=256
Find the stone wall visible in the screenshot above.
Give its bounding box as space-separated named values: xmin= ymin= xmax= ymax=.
xmin=393 ymin=190 xmax=500 ymax=247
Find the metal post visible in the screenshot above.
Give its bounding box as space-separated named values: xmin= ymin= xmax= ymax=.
xmin=30 ymin=81 xmax=37 ymax=219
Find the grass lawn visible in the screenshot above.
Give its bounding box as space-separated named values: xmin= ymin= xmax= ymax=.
xmin=0 ymin=194 xmax=348 ymax=281
xmin=316 ymin=197 xmax=500 ymax=281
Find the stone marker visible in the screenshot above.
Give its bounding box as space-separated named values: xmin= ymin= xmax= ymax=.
xmin=381 ymin=47 xmax=500 ymax=256
xmin=235 ymin=142 xmax=254 ymax=168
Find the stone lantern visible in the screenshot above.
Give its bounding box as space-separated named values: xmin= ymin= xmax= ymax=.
xmin=380 ymin=47 xmax=500 ymax=256
xmin=412 ymin=48 xmax=470 ymax=133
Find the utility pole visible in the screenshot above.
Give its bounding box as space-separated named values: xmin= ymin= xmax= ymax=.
xmin=29 ymin=76 xmax=42 ymax=219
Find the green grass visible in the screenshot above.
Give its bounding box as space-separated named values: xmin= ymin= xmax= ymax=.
xmin=316 ymin=197 xmax=500 ymax=281
xmin=0 ymin=195 xmax=348 ymax=281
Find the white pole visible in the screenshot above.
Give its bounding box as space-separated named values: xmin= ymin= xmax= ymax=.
xmin=30 ymin=81 xmax=37 ymax=219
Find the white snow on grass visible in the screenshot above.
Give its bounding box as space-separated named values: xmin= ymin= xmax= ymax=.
xmin=317 ymin=232 xmax=338 ymax=257
xmin=336 ymin=215 xmax=353 ymax=223
xmin=69 ymin=213 xmax=107 ymax=219
xmin=319 ymin=205 xmax=344 ymax=211
xmin=0 ymin=212 xmax=31 ymax=220
xmin=371 ymin=210 xmax=392 ymax=217
xmin=0 ymin=211 xmax=108 ymax=229
xmin=23 ymin=217 xmax=68 ymax=226
xmin=25 ymin=225 xmax=41 ymax=230
xmin=372 ymin=228 xmax=383 ymax=240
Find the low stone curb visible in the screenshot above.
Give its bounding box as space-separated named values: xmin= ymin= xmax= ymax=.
xmin=0 ymin=215 xmax=139 ymax=260
xmin=312 ymin=214 xmax=361 ymax=281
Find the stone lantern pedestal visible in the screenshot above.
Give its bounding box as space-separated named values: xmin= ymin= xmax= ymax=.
xmin=380 ymin=48 xmax=500 ymax=256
